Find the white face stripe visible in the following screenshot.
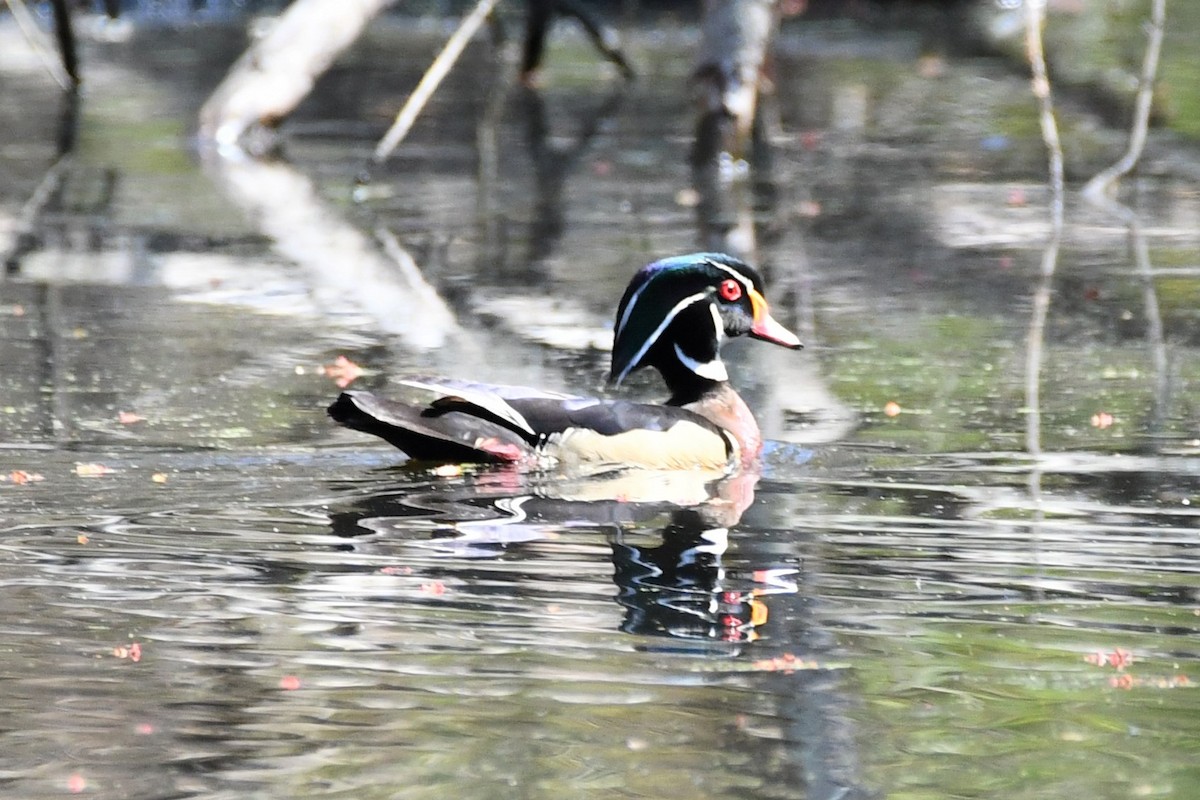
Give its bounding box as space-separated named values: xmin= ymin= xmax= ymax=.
xmin=613 ymin=290 xmax=710 ymax=385
xmin=709 ymin=302 xmax=725 ymax=344
xmin=615 ymin=276 xmax=653 ymax=339
xmin=702 ymin=257 xmax=755 ymax=295
xmin=616 ymin=257 xmax=756 ymax=339
xmin=673 ymin=343 xmax=729 ymax=381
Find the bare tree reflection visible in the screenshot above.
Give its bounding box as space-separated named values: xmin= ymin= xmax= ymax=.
xmin=519 ymin=86 xmax=626 ymax=274
xmin=1081 ymin=0 xmax=1170 ymax=442
xmin=203 ymin=152 xmax=459 ymax=350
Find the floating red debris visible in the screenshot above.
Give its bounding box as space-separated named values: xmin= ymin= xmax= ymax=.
xmin=1107 ymin=648 xmax=1133 ymax=671
xmin=67 ymin=773 xmax=86 ymax=794
xmin=1110 ymin=673 xmax=1135 ymax=690
xmin=322 ymin=355 xmax=364 ymax=388
xmin=279 ymin=675 xmax=302 ymax=691
xmin=112 ymin=641 xmax=142 ymax=662
xmin=420 ymin=581 xmax=448 ymax=596
xmin=1085 ymin=647 xmax=1133 ymax=670
xmin=884 ymin=401 xmax=902 ymax=418
xmin=752 ymin=654 xmax=819 ymax=673
xmin=1091 ymin=412 xmax=1115 ymax=429
xmin=117 ymin=411 xmax=144 ymax=425
xmin=795 ymin=200 xmax=822 ymax=218
xmin=6 ymin=470 xmax=44 ymax=485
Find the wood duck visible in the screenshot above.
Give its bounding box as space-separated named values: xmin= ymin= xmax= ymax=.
xmin=328 ymin=252 xmax=802 ymax=471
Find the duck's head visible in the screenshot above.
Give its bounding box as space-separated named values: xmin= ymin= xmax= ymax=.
xmin=609 ymin=252 xmax=802 ymax=393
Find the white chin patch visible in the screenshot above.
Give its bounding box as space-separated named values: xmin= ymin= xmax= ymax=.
xmin=674 ymin=344 xmax=729 ymax=382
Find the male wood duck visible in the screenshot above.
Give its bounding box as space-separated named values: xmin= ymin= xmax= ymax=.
xmin=328 ymin=252 xmax=801 ymax=471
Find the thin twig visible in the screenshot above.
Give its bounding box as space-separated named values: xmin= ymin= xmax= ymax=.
xmin=1022 ymin=0 xmax=1065 ymax=459
xmin=1023 ymin=0 xmax=1064 ymax=230
xmin=1082 ymin=0 xmax=1167 ymax=203
xmin=372 ymin=0 xmax=503 ymax=164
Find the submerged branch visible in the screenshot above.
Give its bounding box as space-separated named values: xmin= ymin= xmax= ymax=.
xmin=1082 ymin=0 xmax=1166 ymax=204
xmin=373 ymin=0 xmax=502 ymax=164
xmin=4 ymin=0 xmax=74 ymax=90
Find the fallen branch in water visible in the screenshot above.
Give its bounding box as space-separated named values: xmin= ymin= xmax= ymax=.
xmin=372 ymin=0 xmax=502 ymax=164
xmin=199 ymin=0 xmax=395 ymax=152
xmin=4 ymin=0 xmax=74 ymax=90
xmin=1082 ymin=0 xmax=1166 ymax=204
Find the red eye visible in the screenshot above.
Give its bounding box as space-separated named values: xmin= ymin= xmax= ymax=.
xmin=718 ymin=279 xmax=743 ymax=302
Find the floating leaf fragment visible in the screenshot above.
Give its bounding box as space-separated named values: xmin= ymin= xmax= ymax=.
xmin=151 ymin=473 xmax=168 ymax=484
xmin=1107 ymin=648 xmax=1133 ymax=670
xmin=884 ymin=401 xmax=902 ymax=418
xmin=1085 ymin=647 xmax=1133 ymax=670
xmin=321 ymin=355 xmax=364 ymax=388
xmin=6 ymin=470 xmax=44 ymax=485
xmin=795 ymin=199 xmax=822 ymax=218
xmin=752 ymin=653 xmax=820 ymax=673
xmin=112 ymin=641 xmax=142 ymax=662
xmin=75 ymin=463 xmax=114 ymax=477
xmin=77 ymin=533 xmax=90 ymax=545
xmin=420 ymin=581 xmax=448 ymax=596
xmin=431 ymin=464 xmax=462 ymax=478
xmin=1110 ymin=673 xmax=1135 ymax=690
xmin=118 ymin=411 xmax=144 ymax=425
xmin=1091 ymin=412 xmax=1114 ymax=429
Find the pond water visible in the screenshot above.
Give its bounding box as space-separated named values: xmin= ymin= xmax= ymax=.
xmin=2 ymin=7 xmax=1200 ymax=799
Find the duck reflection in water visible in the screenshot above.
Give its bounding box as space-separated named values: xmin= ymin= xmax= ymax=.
xmin=328 ymin=467 xmax=797 ymax=649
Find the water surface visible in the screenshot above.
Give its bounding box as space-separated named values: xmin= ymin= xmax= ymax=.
xmin=2 ymin=8 xmax=1199 ymax=799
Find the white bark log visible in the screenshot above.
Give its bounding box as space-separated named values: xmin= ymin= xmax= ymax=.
xmin=199 ymin=0 xmax=394 ymax=150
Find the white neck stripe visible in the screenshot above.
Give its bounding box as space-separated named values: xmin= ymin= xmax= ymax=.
xmin=613 ymin=291 xmax=710 ymax=385
xmin=674 ymin=343 xmax=728 ymax=382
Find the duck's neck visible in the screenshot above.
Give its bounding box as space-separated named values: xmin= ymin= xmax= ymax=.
xmin=667 ymin=379 xmax=763 ymax=465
